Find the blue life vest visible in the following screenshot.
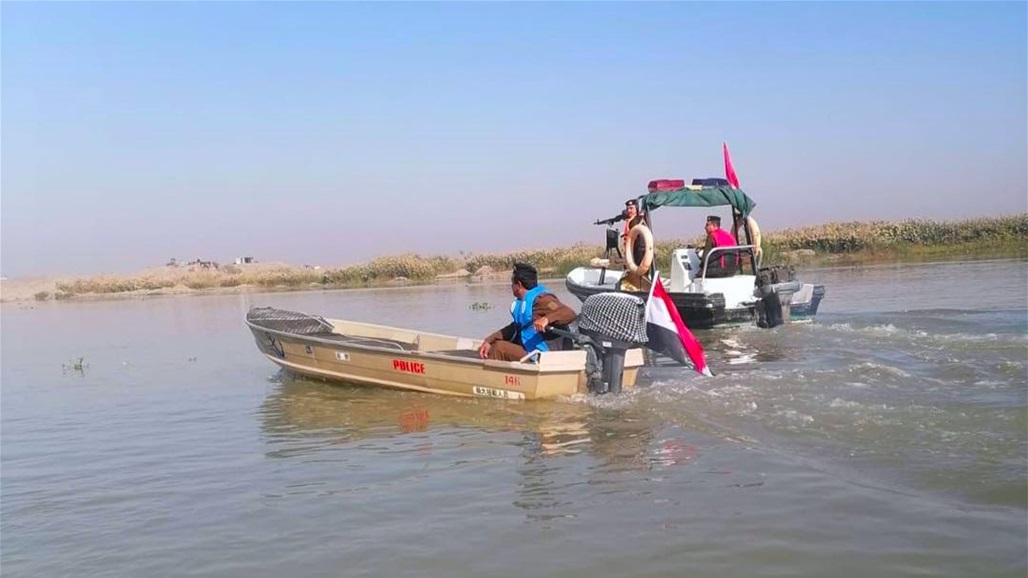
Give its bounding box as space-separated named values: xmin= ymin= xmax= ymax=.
xmin=510 ymin=284 xmax=550 ymax=353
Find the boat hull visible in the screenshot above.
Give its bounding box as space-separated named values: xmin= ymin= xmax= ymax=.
xmin=246 ymin=309 xmax=643 ymax=400
xmin=565 ymin=268 xmax=825 ymax=329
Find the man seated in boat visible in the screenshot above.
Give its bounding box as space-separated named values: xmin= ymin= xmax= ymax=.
xmin=698 ymin=215 xmax=739 ymax=278
xmin=478 ymin=262 xmax=577 ymax=362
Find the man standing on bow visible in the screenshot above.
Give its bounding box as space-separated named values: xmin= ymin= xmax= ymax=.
xmin=478 ymin=262 xmax=577 ymax=362
xmin=620 ymin=199 xmax=645 ymax=249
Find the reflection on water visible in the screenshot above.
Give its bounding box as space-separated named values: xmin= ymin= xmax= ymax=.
xmin=259 ymin=372 xmax=703 ymax=523
xmin=260 ymin=372 xmax=698 ymax=467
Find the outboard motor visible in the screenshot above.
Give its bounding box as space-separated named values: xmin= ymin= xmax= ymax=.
xmin=755 ymin=266 xmax=800 ymax=329
xmin=575 ymin=293 xmax=649 ymax=394
xmin=755 ymin=285 xmax=784 ymax=328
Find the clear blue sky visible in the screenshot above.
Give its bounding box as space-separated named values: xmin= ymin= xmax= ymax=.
xmin=2 ymin=2 xmax=1025 ymax=277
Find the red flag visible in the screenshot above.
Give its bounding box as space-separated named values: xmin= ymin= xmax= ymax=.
xmin=645 ymin=273 xmax=713 ymax=376
xmin=723 ymin=141 xmax=740 ymax=189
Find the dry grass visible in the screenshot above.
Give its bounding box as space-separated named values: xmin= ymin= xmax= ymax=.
xmin=758 ymin=214 xmax=1028 ymax=263
xmin=655 ymin=214 xmax=1028 ymax=265
xmin=45 ymin=214 xmax=1027 ymax=299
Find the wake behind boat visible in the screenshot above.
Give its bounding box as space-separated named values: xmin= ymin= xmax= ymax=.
xmin=245 ymin=293 xmax=653 ymax=400
xmin=566 ymin=179 xmax=826 ymax=329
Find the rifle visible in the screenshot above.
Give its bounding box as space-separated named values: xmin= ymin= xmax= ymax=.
xmin=593 ymin=210 xmax=627 ymax=226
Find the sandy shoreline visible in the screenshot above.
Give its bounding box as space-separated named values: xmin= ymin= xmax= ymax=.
xmin=0 ymin=262 xmax=510 ymax=304
xmin=0 ymin=276 xmax=66 ymax=303
xmin=1 ymin=277 xmax=257 ymax=303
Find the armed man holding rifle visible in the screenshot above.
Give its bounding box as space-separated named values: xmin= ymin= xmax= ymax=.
xmin=593 ymin=198 xmax=648 ymax=268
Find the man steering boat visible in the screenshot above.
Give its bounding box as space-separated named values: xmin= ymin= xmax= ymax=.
xmin=478 ymin=263 xmax=577 ymax=362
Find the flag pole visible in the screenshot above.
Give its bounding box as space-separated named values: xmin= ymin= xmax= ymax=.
xmin=647 ymin=270 xmax=660 ymax=302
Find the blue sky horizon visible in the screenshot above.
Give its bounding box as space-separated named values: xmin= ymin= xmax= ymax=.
xmin=3 ymin=2 xmax=1026 ymax=278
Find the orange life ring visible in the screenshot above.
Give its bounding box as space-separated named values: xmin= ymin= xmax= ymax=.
xmin=624 ymin=224 xmax=654 ymax=276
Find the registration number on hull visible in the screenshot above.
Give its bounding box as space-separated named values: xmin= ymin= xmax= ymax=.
xmin=473 ymin=386 xmax=525 ymax=400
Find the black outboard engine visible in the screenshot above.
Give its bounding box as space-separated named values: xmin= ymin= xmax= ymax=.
xmin=754 ymin=266 xmax=800 ymax=329
xmin=575 ymin=293 xmax=649 ymax=394
xmin=755 ymin=285 xmax=784 ymax=328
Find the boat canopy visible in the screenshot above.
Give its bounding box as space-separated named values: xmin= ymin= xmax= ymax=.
xmin=639 ymin=186 xmax=756 ymax=218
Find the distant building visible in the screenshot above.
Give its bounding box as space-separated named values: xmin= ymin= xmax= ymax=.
xmin=234 ymin=257 xmax=255 ymax=265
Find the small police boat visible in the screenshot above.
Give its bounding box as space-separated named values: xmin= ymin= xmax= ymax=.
xmin=246 ymin=293 xmax=652 ymax=400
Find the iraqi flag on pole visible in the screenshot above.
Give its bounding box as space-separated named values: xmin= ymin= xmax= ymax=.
xmin=723 ymin=141 xmax=741 ymax=189
xmin=645 ymin=273 xmax=713 ymax=376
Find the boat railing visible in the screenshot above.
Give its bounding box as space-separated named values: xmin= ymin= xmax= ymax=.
xmin=699 ymin=244 xmax=757 ymax=280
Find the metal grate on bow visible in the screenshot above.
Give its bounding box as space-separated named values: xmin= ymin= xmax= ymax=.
xmin=246 ymin=307 xmax=335 ymax=335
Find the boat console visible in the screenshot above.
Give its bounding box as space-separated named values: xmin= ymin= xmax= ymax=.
xmin=668 ymin=247 xmax=700 ymax=292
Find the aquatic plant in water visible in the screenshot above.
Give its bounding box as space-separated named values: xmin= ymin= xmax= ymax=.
xmin=62 ymin=357 xmax=89 ymax=374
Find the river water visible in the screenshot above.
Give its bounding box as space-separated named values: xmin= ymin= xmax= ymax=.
xmin=2 ymin=259 xmax=1025 ymax=577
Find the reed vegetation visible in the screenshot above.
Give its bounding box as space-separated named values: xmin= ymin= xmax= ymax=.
xmin=759 ymin=214 xmax=1028 ymax=263
xmin=49 ymin=214 xmax=1026 ymax=299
